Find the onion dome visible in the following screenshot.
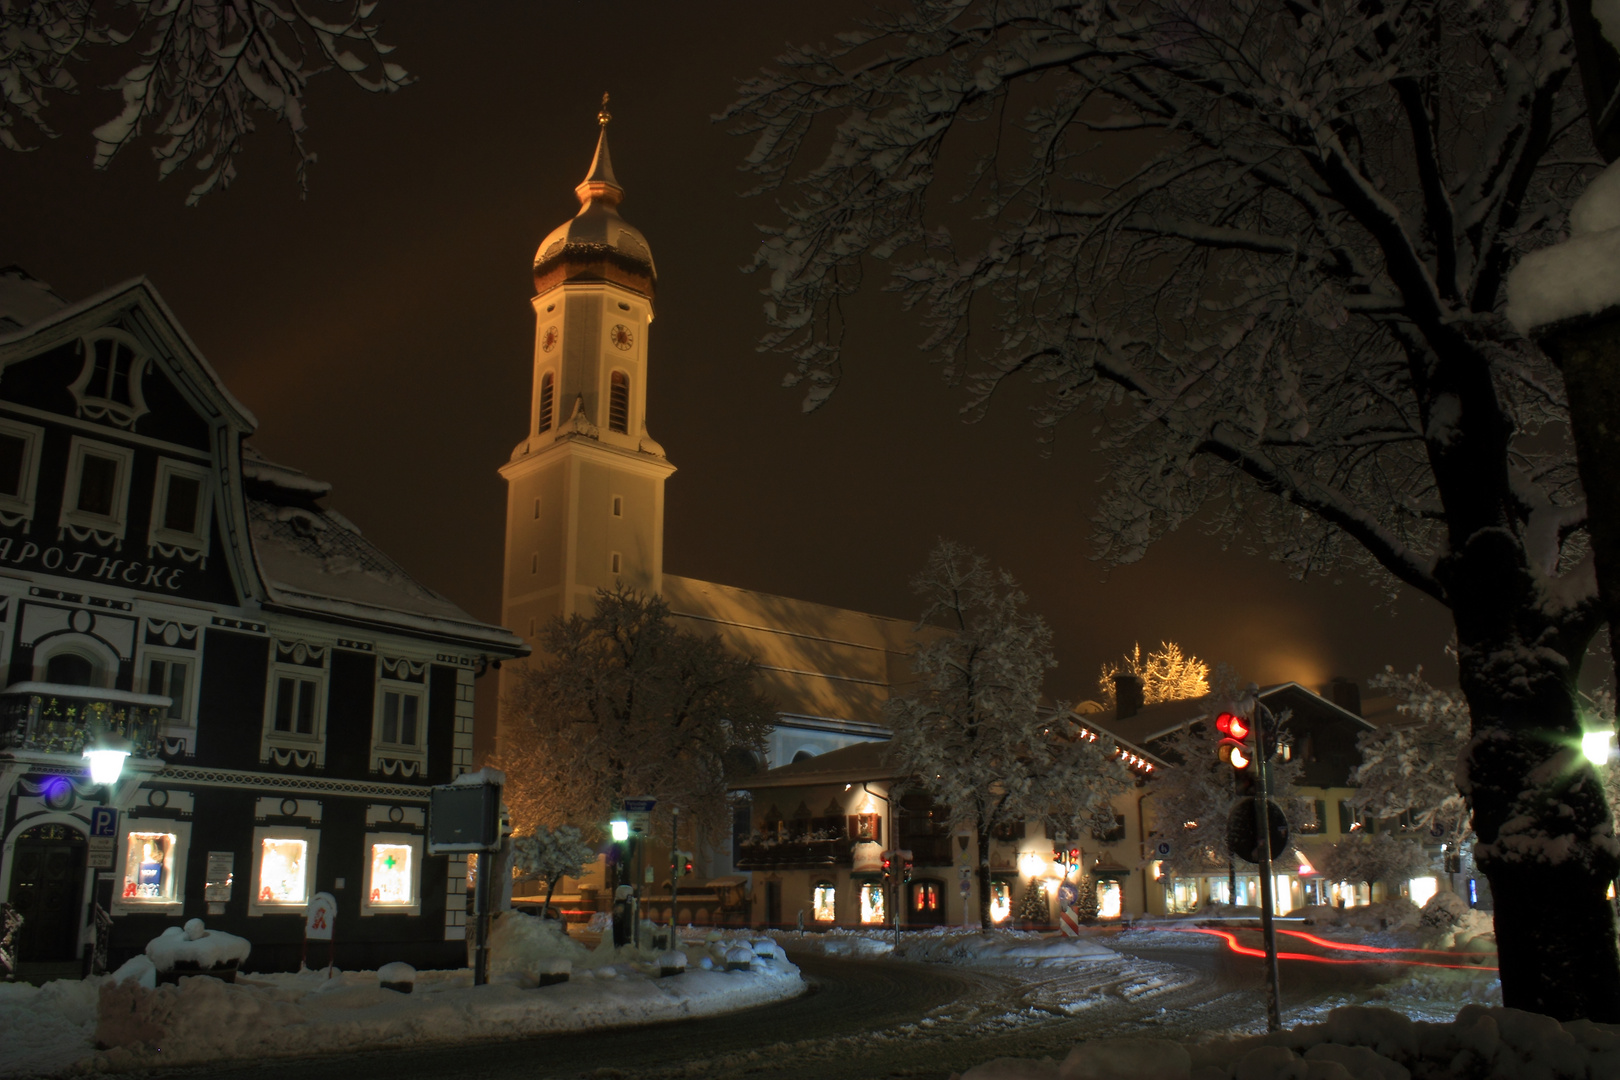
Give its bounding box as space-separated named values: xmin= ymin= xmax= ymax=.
xmin=533 ymin=96 xmax=656 ymax=298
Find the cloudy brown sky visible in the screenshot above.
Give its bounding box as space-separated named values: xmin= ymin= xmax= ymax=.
xmin=2 ymin=2 xmax=1469 ymax=707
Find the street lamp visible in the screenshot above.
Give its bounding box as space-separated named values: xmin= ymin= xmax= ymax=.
xmin=1582 ymin=730 xmax=1616 ymax=766
xmin=610 ymin=816 xmax=630 ymax=842
xmin=83 ymin=728 xmax=134 ymax=785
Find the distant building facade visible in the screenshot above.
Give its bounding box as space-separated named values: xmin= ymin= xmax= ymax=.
xmin=0 ymin=273 xmax=525 ymax=980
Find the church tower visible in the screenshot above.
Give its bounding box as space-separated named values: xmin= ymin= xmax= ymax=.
xmin=498 ymin=102 xmax=674 ymax=744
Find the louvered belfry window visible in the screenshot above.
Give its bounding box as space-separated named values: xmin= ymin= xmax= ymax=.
xmin=537 ymin=372 xmax=555 ymax=433
xmin=608 ymin=371 xmax=629 ymax=433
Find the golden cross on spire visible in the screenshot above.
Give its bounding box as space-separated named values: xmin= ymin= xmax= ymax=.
xmin=598 ymin=93 xmax=612 ymax=127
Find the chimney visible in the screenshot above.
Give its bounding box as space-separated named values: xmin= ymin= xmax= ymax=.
xmin=1114 ymin=673 xmax=1145 ymax=719
xmin=1329 ymin=676 xmax=1361 ymax=716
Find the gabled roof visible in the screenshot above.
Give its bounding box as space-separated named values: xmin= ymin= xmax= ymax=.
xmin=0 ymin=275 xmax=257 ymax=433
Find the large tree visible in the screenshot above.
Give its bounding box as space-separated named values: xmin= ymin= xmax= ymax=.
xmin=0 ymin=0 xmax=409 ymax=202
xmin=497 ymin=584 xmax=777 ymax=845
xmin=727 ymin=0 xmax=1619 ymax=1019
xmin=886 ymin=540 xmax=1130 ymax=930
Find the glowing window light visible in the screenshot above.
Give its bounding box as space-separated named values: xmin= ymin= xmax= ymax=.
xmin=859 ymin=882 xmax=885 ymax=924
xmin=1408 ymin=876 xmax=1439 ymax=909
xmin=1098 ymin=881 xmax=1122 ymax=919
xmin=812 ymin=883 xmax=836 ymax=922
xmin=990 ymin=881 xmax=1011 ymax=923
xmin=121 ymin=831 xmax=176 ymax=902
xmin=369 ymin=843 xmax=413 ymax=906
xmin=258 ymin=838 xmax=309 ymax=904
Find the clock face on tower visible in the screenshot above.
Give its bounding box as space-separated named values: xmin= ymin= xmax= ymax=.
xmin=610 ymin=324 xmax=634 ymax=351
xmin=541 ymin=326 xmax=559 ymax=353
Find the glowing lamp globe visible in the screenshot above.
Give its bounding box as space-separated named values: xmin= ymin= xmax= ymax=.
xmin=1582 ymin=730 xmax=1616 ymax=765
xmin=83 ymin=731 xmax=134 ymax=784
xmin=610 ymin=818 xmax=630 ymax=842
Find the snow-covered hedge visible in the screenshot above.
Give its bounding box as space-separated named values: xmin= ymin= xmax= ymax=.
xmin=959 ymin=1004 xmax=1619 ymax=1080
xmin=144 ymin=920 xmax=250 ymax=974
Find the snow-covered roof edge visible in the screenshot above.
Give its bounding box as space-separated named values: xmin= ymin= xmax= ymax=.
xmin=258 ymin=595 xmax=525 ymax=654
xmin=0 ymin=276 xmax=257 ymax=432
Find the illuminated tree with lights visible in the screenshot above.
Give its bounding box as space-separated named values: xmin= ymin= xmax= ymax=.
xmin=728 ymin=0 xmax=1619 ymax=1019
xmin=886 ymin=540 xmax=1130 ymax=931
xmin=0 ymin=1 xmax=410 ymax=203
xmin=497 ymin=584 xmax=777 ymax=845
xmin=1098 ymin=642 xmax=1211 ymax=709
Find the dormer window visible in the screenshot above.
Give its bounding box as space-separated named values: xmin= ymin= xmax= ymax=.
xmin=70 ymin=333 xmax=149 ymax=427
xmin=537 ymin=371 xmax=555 ymax=434
xmin=148 ymin=458 xmax=213 ymax=561
xmin=0 ymin=417 xmax=44 ymax=527
xmin=60 ymin=436 xmax=135 ymax=544
xmin=609 ymin=371 xmax=629 ymax=434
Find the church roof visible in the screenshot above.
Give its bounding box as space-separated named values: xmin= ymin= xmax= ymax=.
xmin=533 ymin=109 xmax=656 ymax=296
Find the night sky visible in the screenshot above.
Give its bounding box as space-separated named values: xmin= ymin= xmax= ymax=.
xmin=2 ymin=2 xmax=1465 ymax=708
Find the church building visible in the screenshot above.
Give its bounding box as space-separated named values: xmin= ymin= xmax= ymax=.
xmin=497 ymin=111 xmax=919 ymax=781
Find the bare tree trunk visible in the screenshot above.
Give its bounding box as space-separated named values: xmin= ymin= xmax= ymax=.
xmin=976 ymin=824 xmax=993 ymax=932
xmin=543 ymin=874 xmax=560 ymax=920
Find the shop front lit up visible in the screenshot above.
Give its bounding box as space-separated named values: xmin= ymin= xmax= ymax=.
xmin=258 ymin=837 xmax=309 ymax=905
xmin=860 ymin=882 xmax=886 ymax=924
xmin=990 ymin=881 xmax=1011 ymax=923
xmin=1097 ymin=880 xmax=1122 ymax=919
xmin=368 ymin=843 xmax=414 ymax=906
xmin=121 ymin=831 xmax=177 ymax=902
xmin=812 ymin=883 xmax=836 ymax=923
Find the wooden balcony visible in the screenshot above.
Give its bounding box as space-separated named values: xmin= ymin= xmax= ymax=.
xmin=734 ymin=838 xmax=853 ymax=870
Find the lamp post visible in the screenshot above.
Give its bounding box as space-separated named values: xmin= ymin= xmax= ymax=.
xmin=83 ymin=728 xmax=133 ymax=785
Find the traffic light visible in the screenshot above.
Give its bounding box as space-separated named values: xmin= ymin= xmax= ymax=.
xmin=881 ymin=853 xmax=893 ymax=883
xmin=901 ymin=851 xmax=914 ymax=883
xmin=1215 ymin=711 xmax=1253 ymax=770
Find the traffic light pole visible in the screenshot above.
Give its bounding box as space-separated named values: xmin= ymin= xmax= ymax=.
xmin=1252 ymin=700 xmax=1283 ymax=1033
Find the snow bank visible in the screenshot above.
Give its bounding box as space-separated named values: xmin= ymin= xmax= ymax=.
xmin=1506 ymin=160 xmax=1620 ymax=334
xmin=92 ymin=944 xmax=804 ymax=1070
xmin=758 ymin=926 xmax=1115 ymax=964
xmin=955 ymin=1004 xmax=1620 ymax=1080
xmin=0 ymin=979 xmax=101 ymax=1079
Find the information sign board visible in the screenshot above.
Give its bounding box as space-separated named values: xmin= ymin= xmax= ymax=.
xmin=305 ymin=892 xmax=338 ymax=941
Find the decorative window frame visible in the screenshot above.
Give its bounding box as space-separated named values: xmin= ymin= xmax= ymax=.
xmin=0 ymin=416 xmax=44 ymax=529
xmin=607 ymin=369 xmax=631 ymax=434
xmin=536 ymin=368 xmax=556 ymax=435
xmin=68 ymin=331 xmax=151 ymax=428
xmin=59 ymin=436 xmax=136 ymax=546
xmin=372 ymin=657 xmax=428 ymax=777
xmin=360 ymin=830 xmax=424 ymax=916
xmin=32 ymin=633 xmax=118 ymax=688
xmin=147 ymin=457 xmax=214 ymax=563
xmin=136 ymin=644 xmax=200 ymax=731
xmin=111 ymin=816 xmax=193 ymax=916
xmin=248 ymin=823 xmax=322 ymax=916
xmin=261 ymin=642 xmax=329 ymax=767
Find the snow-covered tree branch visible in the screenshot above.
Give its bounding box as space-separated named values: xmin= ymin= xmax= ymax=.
xmin=0 ymin=0 xmax=410 ymax=202
xmin=728 ymin=0 xmax=1619 ymax=1020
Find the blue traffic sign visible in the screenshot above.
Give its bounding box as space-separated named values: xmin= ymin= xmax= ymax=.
xmin=90 ymin=806 xmax=119 ymax=838
xmin=1156 ymin=841 xmax=1171 ymax=857
xmin=622 ymin=798 xmax=658 ymax=813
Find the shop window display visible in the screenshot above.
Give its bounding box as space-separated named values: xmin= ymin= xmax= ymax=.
xmin=258 ymin=837 xmax=309 ymax=905
xmin=859 ymin=882 xmax=885 ymax=924
xmin=368 ymin=842 xmax=414 ymax=906
xmin=812 ymin=883 xmax=836 ymax=923
xmin=990 ymin=880 xmax=1011 ymax=923
xmin=121 ymin=831 xmax=177 ymax=902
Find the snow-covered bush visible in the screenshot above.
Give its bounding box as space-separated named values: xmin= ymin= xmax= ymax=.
xmin=145 ymin=920 xmax=250 ymax=978
xmin=486 ymin=909 xmax=587 ymax=986
xmin=1417 ymin=891 xmax=1471 ymax=934
xmin=377 ymin=962 xmax=414 ymax=994
xmin=749 ymin=938 xmax=776 ymax=960
xmin=537 ymin=957 xmax=571 ymax=986
xmin=724 ymin=946 xmax=753 ymax=972
xmin=658 ymin=950 xmax=686 ymax=977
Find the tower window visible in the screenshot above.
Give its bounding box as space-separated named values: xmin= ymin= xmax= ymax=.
xmin=612 ymin=496 xmax=622 ymax=518
xmin=537 ymin=372 xmax=555 ymax=434
xmin=531 ymin=553 xmax=538 ymax=574
xmin=533 ymin=498 xmax=540 ymax=520
xmin=611 ymin=552 xmax=621 ymax=575
xmin=608 ymin=371 xmax=629 ymax=434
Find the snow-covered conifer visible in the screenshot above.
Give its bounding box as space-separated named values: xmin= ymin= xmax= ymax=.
xmin=886 ymin=541 xmax=1130 ymax=931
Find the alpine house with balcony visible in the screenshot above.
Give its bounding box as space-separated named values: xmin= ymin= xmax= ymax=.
xmin=0 ymin=269 xmax=526 ymax=981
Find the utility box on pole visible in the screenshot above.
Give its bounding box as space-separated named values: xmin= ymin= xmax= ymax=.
xmin=429 ymin=768 xmax=505 ymax=986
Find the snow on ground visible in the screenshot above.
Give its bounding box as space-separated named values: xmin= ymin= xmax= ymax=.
xmin=0 ymin=912 xmax=801 ymax=1078
xmin=762 ymin=925 xmax=1115 ymax=965
xmin=957 ymin=1004 xmax=1620 ymax=1080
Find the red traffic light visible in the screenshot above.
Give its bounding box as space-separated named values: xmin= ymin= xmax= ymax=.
xmin=1215 ymin=712 xmax=1250 ymax=741
xmin=1067 ymin=848 xmax=1080 ymax=864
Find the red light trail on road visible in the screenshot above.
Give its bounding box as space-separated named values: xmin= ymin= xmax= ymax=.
xmin=1168 ymin=927 xmax=1498 ymax=971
